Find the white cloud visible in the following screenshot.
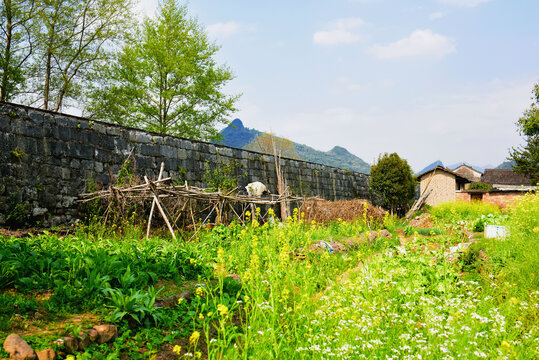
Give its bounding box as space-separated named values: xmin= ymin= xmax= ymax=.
xmin=439 ymin=0 xmax=492 ymax=7
xmin=313 ymin=17 xmax=364 ymax=45
xmin=368 ymin=29 xmax=456 ymax=60
xmin=206 ymin=21 xmax=254 ymax=39
xmin=429 ymin=11 xmax=444 ymax=20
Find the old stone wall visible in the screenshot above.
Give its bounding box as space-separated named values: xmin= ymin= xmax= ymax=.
xmin=0 ymin=102 xmax=371 ymax=227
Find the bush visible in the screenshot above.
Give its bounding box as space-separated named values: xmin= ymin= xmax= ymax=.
xmin=468 ymin=182 xmax=493 ymax=190
xmin=430 ymin=200 xmax=500 ymax=223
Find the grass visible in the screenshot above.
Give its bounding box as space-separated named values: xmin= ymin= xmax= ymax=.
xmin=0 ymin=197 xmax=538 ymax=359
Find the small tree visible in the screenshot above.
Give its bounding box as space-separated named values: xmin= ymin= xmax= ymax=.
xmin=246 ymin=132 xmax=297 ymax=159
xmin=509 ymin=83 xmax=539 ymax=185
xmin=87 ymin=0 xmax=238 ymax=142
xmin=370 ymin=153 xmax=415 ymax=215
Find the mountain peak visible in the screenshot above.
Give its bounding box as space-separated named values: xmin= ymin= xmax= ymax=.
xmin=328 ymin=146 xmax=351 ymax=155
xmin=231 ymin=118 xmax=244 ymax=128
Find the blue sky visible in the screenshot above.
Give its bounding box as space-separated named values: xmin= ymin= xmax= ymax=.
xmin=138 ymin=0 xmax=539 ymax=171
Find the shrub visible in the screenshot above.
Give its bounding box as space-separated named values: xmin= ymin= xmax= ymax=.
xmin=468 ymin=182 xmax=493 ymax=190
xmin=430 ymin=200 xmax=500 ymax=223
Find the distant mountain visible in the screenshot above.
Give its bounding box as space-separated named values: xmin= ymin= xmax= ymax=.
xmin=496 ymin=161 xmax=515 ymax=169
xmin=219 ymin=119 xmax=371 ymax=174
xmin=417 ymin=160 xmax=444 ymax=175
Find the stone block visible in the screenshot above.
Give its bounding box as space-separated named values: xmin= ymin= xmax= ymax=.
xmin=0 ymin=115 xmax=10 ymax=132
xmin=160 ymin=145 xmax=176 ymax=159
xmin=50 ymin=141 xmax=67 ymax=157
xmin=55 ymin=115 xmax=78 ymax=128
xmin=181 ymin=139 xmax=193 ymax=150
xmin=68 ymin=143 xmax=94 ymax=160
xmin=140 ymin=144 xmax=161 ymax=157
xmin=106 ymin=126 xmax=122 ymax=136
xmin=91 ymin=122 xmax=107 ymax=134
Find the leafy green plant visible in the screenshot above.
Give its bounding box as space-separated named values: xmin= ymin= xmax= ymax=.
xmin=203 ymin=159 xmax=238 ymax=192
xmin=468 ymin=182 xmax=493 ymax=190
xmin=106 ymin=287 xmax=163 ymax=327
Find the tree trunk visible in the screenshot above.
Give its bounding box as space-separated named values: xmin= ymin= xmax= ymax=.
xmin=1 ymin=0 xmax=13 ymax=101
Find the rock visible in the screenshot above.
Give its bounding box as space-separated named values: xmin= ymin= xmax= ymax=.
xmin=35 ymin=349 xmax=55 ymax=360
xmin=77 ymin=333 xmax=90 ymax=350
xmin=62 ymin=337 xmax=78 ymax=354
xmin=92 ymin=325 xmax=118 ymax=344
xmin=3 ymin=334 xmax=36 ymax=360
xmin=87 ymin=329 xmax=98 ymax=342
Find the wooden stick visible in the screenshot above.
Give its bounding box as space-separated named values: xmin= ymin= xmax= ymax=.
xmin=146 ymin=162 xmax=165 ymax=239
xmin=145 ymin=175 xmax=176 ymax=240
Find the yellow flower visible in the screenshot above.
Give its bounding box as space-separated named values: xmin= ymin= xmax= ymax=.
xmin=533 ymin=226 xmax=539 ymax=233
xmin=500 ymin=340 xmax=511 ymax=351
xmin=172 ymin=345 xmax=182 ymax=354
xmin=196 ymin=287 xmax=204 ymax=297
xmin=198 ymin=313 xmax=204 ymax=319
xmin=207 ymin=312 xmax=213 ymax=317
xmin=311 ymin=220 xmax=316 ymax=225
xmin=268 ymin=208 xmax=275 ymax=217
xmin=510 ymin=297 xmax=519 ymax=305
xmin=244 ymin=295 xmax=250 ymax=302
xmin=195 ymin=351 xmax=202 ymax=358
xmin=177 ymin=298 xmax=183 ymax=305
xmin=217 ymin=304 xmax=229 ymax=317
xmin=66 ymin=356 xmax=75 ymax=360
xmin=190 ymin=258 xmax=195 ymax=264
xmin=189 ymin=331 xmax=200 ymax=344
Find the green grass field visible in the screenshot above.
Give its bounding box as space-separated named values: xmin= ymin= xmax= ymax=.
xmin=1 ymin=195 xmax=538 ymax=359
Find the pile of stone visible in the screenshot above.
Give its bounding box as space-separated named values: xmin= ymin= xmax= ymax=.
xmin=3 ymin=325 xmax=117 ymax=360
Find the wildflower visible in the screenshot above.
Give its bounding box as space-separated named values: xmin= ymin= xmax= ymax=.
xmin=217 ymin=304 xmax=229 ymax=317
xmin=189 ymin=258 xmax=196 ymax=264
xmin=198 ymin=313 xmax=204 ymax=319
xmin=244 ymin=295 xmax=250 ymax=302
xmin=268 ymin=208 xmax=275 ymax=217
xmin=534 ymin=226 xmax=539 ymax=233
xmin=189 ymin=331 xmax=200 ymax=344
xmin=311 ymin=220 xmax=316 ymax=225
xmin=195 ymin=351 xmax=202 ymax=358
xmin=173 ymin=345 xmax=182 ymax=355
xmin=510 ymin=297 xmax=519 ymax=305
xmin=207 ymin=312 xmax=213 ymax=317
xmin=178 ymin=298 xmax=184 ymax=305
xmin=500 ymin=340 xmax=511 ymax=351
xmin=66 ymin=356 xmax=75 ymax=360
xmin=196 ymin=287 xmax=204 ymax=297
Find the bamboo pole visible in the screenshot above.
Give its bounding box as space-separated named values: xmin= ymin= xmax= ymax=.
xmin=146 ymin=162 xmax=165 ymax=239
xmin=145 ymin=175 xmax=176 ymax=240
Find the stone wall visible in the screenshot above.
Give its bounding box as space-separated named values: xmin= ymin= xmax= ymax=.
xmin=0 ymin=102 xmax=371 ymax=227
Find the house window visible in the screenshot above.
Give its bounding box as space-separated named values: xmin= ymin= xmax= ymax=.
xmin=471 ymin=193 xmax=483 ymax=202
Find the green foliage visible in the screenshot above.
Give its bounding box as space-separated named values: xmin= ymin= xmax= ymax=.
xmin=5 ymin=192 xmax=30 ymax=227
xmin=88 ymin=0 xmax=238 ymax=141
xmin=430 ymin=200 xmax=500 ymax=223
xmin=203 ymin=159 xmax=238 ymax=192
xmin=509 ymin=83 xmax=539 ymax=185
xmin=106 ymin=287 xmax=163 ymax=327
xmin=0 ymin=0 xmax=36 ymax=101
xmin=468 ymin=182 xmax=493 ymax=190
xmin=369 ymin=152 xmax=415 ymax=214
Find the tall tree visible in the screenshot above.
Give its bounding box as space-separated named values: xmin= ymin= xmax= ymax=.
xmin=27 ymin=0 xmax=133 ymax=110
xmin=0 ymin=0 xmax=36 ymax=101
xmin=246 ymin=132 xmax=298 ymax=159
xmin=87 ymin=0 xmax=238 ymax=142
xmin=370 ymin=153 xmax=415 ymax=215
xmin=509 ymin=83 xmax=539 ymax=185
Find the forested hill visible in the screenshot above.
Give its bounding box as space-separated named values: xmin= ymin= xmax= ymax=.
xmin=219 ymin=119 xmax=371 ymax=174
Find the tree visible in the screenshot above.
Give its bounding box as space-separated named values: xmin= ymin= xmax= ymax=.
xmin=87 ymin=0 xmax=238 ymax=142
xmin=369 ymin=153 xmax=415 ymax=215
xmin=21 ymin=0 xmax=133 ymax=110
xmin=0 ymin=0 xmax=36 ymax=101
xmin=246 ymin=132 xmax=297 ymax=159
xmin=509 ymin=83 xmax=539 ymax=185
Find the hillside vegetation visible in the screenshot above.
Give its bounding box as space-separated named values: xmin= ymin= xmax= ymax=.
xmin=219 ymin=119 xmax=371 ymax=173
